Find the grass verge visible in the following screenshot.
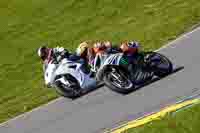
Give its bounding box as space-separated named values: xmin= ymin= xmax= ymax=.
xmin=126 ymin=102 xmax=200 ymax=133
xmin=1 ymin=0 xmax=200 ymax=123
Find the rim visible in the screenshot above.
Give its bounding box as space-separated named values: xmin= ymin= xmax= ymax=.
xmin=148 ymin=53 xmax=171 ymax=71
xmin=55 ymin=75 xmax=81 ymax=96
xmin=107 ymin=68 xmax=133 ymax=89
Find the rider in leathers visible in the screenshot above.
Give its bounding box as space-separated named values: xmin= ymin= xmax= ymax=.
xmin=37 ymin=45 xmax=85 ymax=87
xmin=76 ymin=40 xmax=140 ymax=71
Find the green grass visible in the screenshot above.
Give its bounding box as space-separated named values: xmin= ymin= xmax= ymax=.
xmin=1 ymin=0 xmax=200 ymax=123
xmin=126 ymin=103 xmax=200 ymax=133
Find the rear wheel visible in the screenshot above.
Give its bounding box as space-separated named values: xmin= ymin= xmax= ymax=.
xmin=103 ymin=66 xmax=135 ymax=94
xmin=144 ymin=52 xmax=173 ymax=77
xmin=54 ymin=74 xmax=82 ymax=99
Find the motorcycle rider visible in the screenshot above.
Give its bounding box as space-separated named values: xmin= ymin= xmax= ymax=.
xmin=75 ymin=41 xmax=95 ymax=66
xmin=37 ymin=45 xmax=86 ymax=87
xmin=76 ymin=40 xmax=140 ymax=66
xmin=76 ymin=41 xmax=115 ymax=67
xmin=37 ymin=45 xmax=70 ymax=64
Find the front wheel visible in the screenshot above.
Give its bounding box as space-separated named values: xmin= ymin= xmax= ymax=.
xmin=144 ymin=52 xmax=173 ymax=77
xmin=103 ymin=66 xmax=135 ymax=94
xmin=54 ymin=74 xmax=82 ymax=99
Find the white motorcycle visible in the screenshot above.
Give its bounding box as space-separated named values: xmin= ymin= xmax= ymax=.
xmin=44 ymin=58 xmax=97 ymax=99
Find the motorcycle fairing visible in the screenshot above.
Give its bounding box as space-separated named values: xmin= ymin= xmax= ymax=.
xmin=55 ymin=58 xmax=96 ymax=89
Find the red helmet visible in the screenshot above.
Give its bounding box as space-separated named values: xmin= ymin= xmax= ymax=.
xmin=120 ymin=41 xmax=139 ymax=54
xmin=37 ymin=46 xmax=51 ymax=61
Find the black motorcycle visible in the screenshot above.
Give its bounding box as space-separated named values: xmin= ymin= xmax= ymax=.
xmin=94 ymin=51 xmax=173 ymax=94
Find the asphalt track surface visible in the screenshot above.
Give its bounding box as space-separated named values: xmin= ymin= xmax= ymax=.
xmin=1 ymin=27 xmax=200 ymax=133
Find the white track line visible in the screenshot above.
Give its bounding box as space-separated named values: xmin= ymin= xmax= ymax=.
xmin=1 ymin=26 xmax=200 ymax=127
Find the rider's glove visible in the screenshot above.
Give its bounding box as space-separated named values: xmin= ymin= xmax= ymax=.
xmin=56 ymin=47 xmax=65 ymax=52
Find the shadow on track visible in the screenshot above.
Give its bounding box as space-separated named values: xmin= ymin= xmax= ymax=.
xmin=71 ymin=82 xmax=104 ymax=100
xmin=127 ymin=66 xmax=185 ymax=94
